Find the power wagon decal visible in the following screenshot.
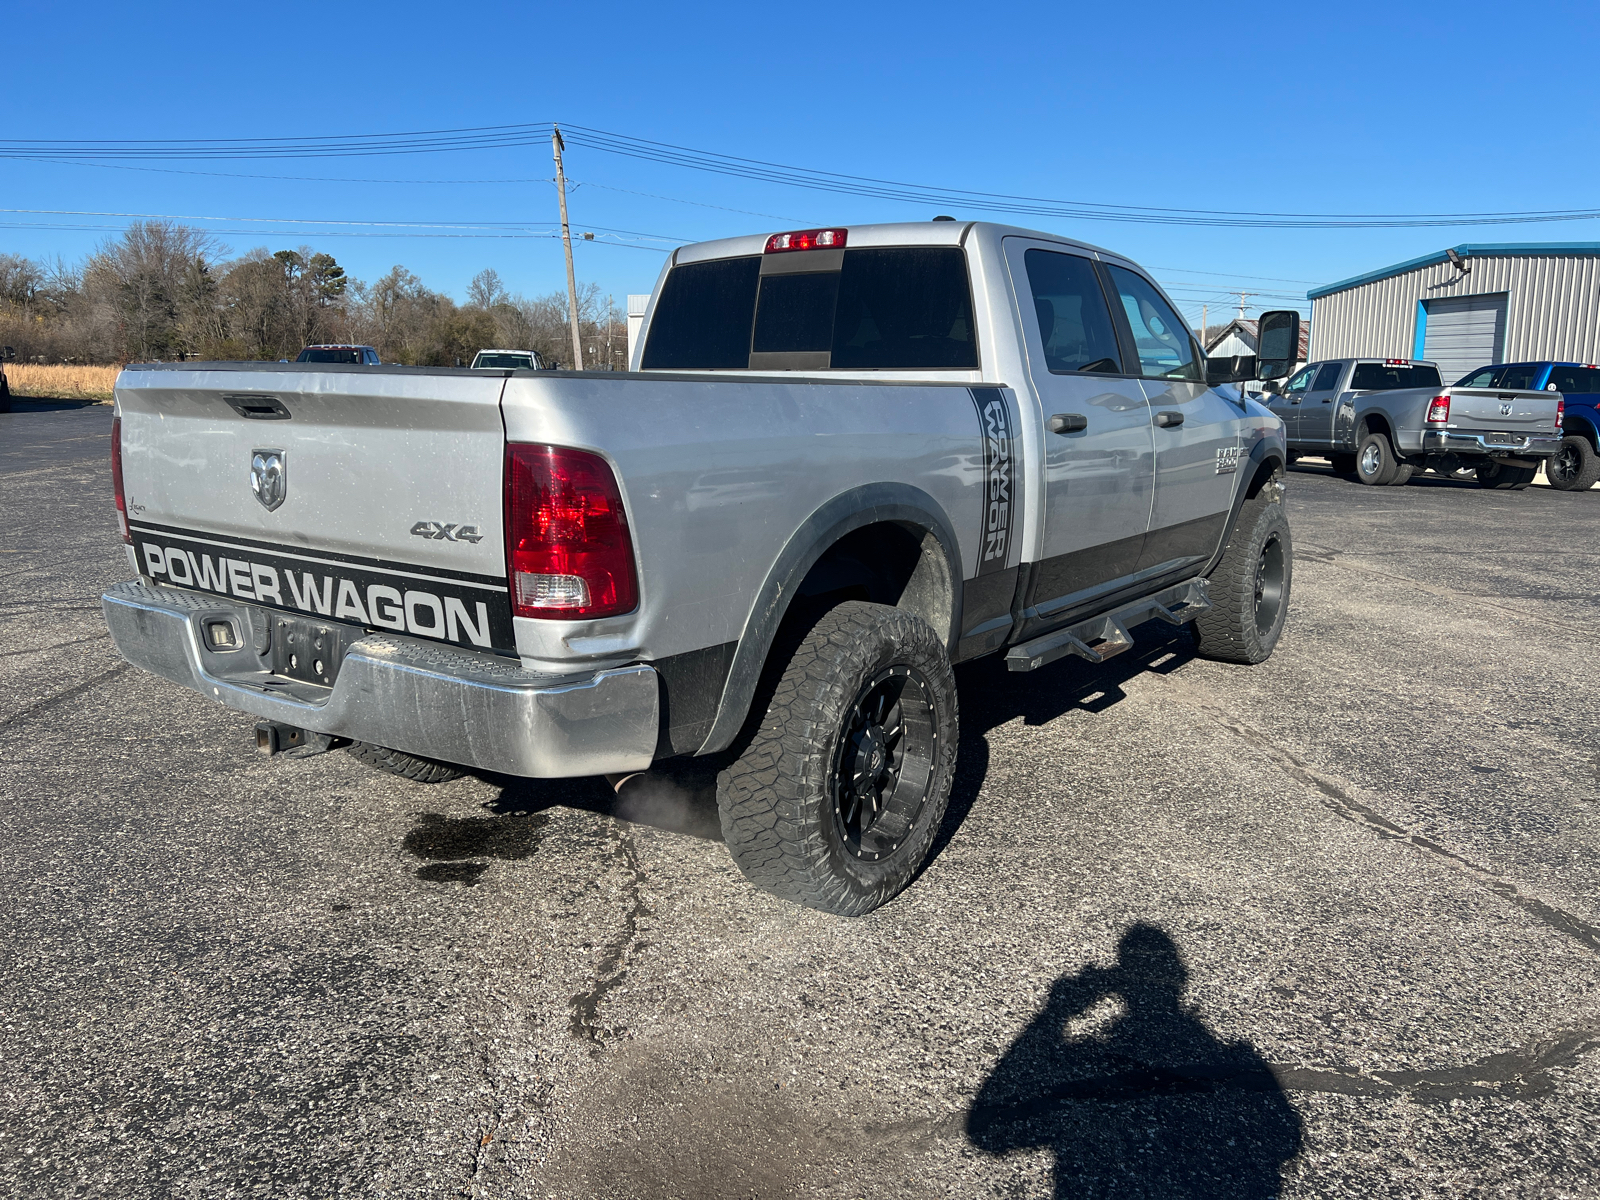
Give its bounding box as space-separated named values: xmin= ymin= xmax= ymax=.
xmin=970 ymin=387 xmax=1015 ymax=577
xmin=130 ymin=523 xmax=516 ymax=654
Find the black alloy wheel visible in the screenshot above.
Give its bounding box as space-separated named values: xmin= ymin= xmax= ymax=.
xmin=1253 ymin=530 xmax=1287 ymax=639
xmin=1546 ymin=435 xmax=1600 ymax=491
xmin=830 ymin=665 xmax=937 ymax=862
xmin=716 ymin=600 xmax=958 ymax=916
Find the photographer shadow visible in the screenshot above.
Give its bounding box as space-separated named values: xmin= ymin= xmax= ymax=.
xmin=967 ymin=924 xmax=1302 ymax=1198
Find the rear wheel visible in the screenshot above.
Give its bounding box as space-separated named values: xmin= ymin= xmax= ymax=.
xmin=347 ymin=742 xmax=465 ymax=783
xmin=1476 ymin=460 xmax=1538 ymax=490
xmin=1356 ymin=431 xmax=1399 ymax=485
xmin=1388 ymin=461 xmax=1417 ymax=486
xmin=1192 ymin=488 xmax=1292 ymax=665
xmin=1546 ymin=435 xmax=1600 ymax=491
xmin=716 ymin=601 xmax=958 ymax=916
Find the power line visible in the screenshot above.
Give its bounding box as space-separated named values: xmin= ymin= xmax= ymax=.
xmin=7 ymin=119 xmax=1600 ymax=228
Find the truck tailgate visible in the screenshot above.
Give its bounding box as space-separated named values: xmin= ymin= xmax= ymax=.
xmin=116 ymin=364 xmax=516 ymax=653
xmin=1446 ymin=386 xmax=1558 ymax=432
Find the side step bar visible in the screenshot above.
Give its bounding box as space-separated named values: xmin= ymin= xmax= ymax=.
xmin=1005 ymin=578 xmax=1211 ymax=673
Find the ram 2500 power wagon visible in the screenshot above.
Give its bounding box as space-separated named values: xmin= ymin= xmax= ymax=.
xmin=102 ymin=221 xmax=1297 ymax=915
xmin=1265 ymin=357 xmax=1562 ymax=488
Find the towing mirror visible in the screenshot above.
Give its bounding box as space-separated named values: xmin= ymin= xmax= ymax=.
xmin=1206 ymin=354 xmax=1257 ymax=385
xmin=1256 ymin=310 xmax=1301 ymax=380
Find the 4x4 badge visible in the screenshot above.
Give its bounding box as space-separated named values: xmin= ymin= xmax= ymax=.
xmin=251 ymin=449 xmax=287 ymax=511
xmin=410 ymin=521 xmax=483 ymax=544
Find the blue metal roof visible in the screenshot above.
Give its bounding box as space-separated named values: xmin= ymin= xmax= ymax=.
xmin=1306 ymin=242 xmax=1600 ymax=301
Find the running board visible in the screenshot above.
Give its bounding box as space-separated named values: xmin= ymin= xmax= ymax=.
xmin=1005 ymin=578 xmax=1211 ymax=672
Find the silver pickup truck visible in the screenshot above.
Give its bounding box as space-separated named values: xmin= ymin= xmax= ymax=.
xmin=102 ymin=220 xmax=1296 ymax=915
xmin=1265 ymin=357 xmax=1562 ymax=488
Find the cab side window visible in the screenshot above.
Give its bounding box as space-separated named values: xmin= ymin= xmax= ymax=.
xmin=1497 ymin=364 xmax=1539 ymax=390
xmin=1311 ymin=362 xmax=1343 ymax=391
xmin=1281 ymin=365 xmax=1316 ymax=397
xmin=1457 ymin=366 xmax=1500 ymax=388
xmin=1106 ymin=265 xmax=1203 ymax=381
xmin=1022 ymin=249 xmax=1122 ymax=374
xmin=1546 ymin=366 xmax=1599 ymax=394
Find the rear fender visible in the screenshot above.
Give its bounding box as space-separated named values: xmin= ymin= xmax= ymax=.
xmin=696 ymin=483 xmax=963 ymax=756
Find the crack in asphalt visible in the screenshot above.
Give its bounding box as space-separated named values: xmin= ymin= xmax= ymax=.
xmin=0 ymin=632 xmax=111 ymax=659
xmin=853 ymin=1019 xmax=1600 ymax=1148
xmin=1162 ymin=677 xmax=1600 ymax=956
xmin=568 ymin=824 xmax=653 ymax=1052
xmin=1298 ymin=541 xmax=1600 ymax=636
xmin=0 ymin=662 xmax=129 ymax=737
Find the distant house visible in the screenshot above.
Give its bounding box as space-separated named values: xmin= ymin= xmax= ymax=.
xmin=1203 ymin=317 xmax=1310 ymax=362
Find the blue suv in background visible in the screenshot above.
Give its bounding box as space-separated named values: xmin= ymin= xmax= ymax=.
xmin=1456 ymin=362 xmax=1600 ymax=491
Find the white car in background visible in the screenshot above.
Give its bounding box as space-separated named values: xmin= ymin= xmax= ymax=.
xmin=469 ymin=349 xmax=545 ymax=370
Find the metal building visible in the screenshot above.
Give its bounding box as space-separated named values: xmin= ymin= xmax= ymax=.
xmin=1306 ymin=243 xmax=1600 ymax=382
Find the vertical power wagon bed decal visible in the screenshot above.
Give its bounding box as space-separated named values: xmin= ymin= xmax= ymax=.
xmin=970 ymin=387 xmax=1015 ymax=577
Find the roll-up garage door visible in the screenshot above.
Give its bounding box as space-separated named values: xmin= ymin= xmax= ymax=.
xmin=1422 ymin=293 xmax=1507 ymax=383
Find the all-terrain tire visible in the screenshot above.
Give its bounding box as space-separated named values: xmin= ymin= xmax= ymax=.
xmin=1191 ymin=488 xmax=1292 ymax=665
xmin=716 ymin=601 xmax=958 ymax=917
xmin=1388 ymin=461 xmax=1417 ymax=486
xmin=1545 ymin=435 xmax=1600 ymax=491
xmin=1355 ymin=430 xmax=1399 ymax=485
xmin=347 ymin=741 xmax=465 ymax=783
xmin=1476 ymin=460 xmax=1538 ymax=490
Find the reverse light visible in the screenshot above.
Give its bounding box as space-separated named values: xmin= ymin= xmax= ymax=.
xmin=111 ymin=414 xmax=131 ymax=544
xmin=504 ymin=443 xmax=638 ymax=620
xmin=764 ymin=228 xmax=847 ymax=253
xmin=1425 ymin=395 xmax=1450 ymax=424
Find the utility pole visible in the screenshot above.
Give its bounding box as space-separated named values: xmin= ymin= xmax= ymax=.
xmin=606 ymin=293 xmax=614 ymax=370
xmin=1201 ymin=304 xmax=1207 ymax=347
xmin=552 ymin=125 xmax=584 ymax=371
xmin=1236 ymin=291 xmax=1251 ymax=320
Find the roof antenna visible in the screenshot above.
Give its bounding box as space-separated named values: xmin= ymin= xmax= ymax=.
xmin=932 ymin=214 xmax=956 ymax=221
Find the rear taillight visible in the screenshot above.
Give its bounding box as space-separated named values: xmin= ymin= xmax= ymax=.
xmin=1425 ymin=396 xmax=1450 ymax=424
xmin=764 ymin=228 xmax=847 ymax=253
xmin=504 ymin=444 xmax=638 ymax=619
xmin=111 ymin=414 xmax=131 ymax=544
xmin=1556 ymin=398 xmax=1565 ymax=429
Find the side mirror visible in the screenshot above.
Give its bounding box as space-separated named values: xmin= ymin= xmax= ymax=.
xmin=1 ymin=346 xmax=14 ymax=362
xmin=1206 ymin=354 xmax=1257 ymax=385
xmin=1256 ymin=311 xmax=1301 ymax=380
xmin=1262 ymin=380 xmax=1281 ymax=395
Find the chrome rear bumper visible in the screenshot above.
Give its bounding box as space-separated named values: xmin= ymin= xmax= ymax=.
xmin=101 ymin=581 xmax=659 ymax=778
xmin=1420 ymin=431 xmax=1561 ymax=458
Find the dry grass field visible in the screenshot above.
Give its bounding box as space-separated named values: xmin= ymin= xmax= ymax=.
xmin=5 ymin=364 xmax=119 ymax=400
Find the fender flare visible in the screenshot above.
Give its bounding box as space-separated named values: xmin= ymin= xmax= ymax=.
xmin=1202 ymin=437 xmax=1285 ymax=578
xmin=696 ymin=482 xmax=965 ymax=755
xmin=1564 ymin=413 xmax=1599 ymax=446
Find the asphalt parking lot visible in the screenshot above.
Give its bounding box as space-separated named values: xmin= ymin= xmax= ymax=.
xmin=3 ymin=402 xmax=1598 ymax=1199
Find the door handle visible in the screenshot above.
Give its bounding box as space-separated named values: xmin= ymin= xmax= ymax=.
xmin=1154 ymin=411 xmax=1184 ymax=428
xmin=1321 ymin=398 xmax=1332 ymax=403
xmin=1290 ymin=397 xmax=1302 ymax=404
xmin=1048 ymin=413 xmax=1089 ymax=434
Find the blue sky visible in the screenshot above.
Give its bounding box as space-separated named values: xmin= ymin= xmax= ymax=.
xmin=7 ymin=0 xmax=1596 ymax=328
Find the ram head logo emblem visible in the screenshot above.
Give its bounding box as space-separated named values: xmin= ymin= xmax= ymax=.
xmin=251 ymin=449 xmax=287 ymax=511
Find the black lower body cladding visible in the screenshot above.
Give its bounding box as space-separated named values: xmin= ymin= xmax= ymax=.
xmin=716 ymin=601 xmax=958 ymax=917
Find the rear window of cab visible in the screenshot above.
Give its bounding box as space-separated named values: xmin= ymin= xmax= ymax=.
xmin=641 ymin=247 xmax=979 ymax=371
